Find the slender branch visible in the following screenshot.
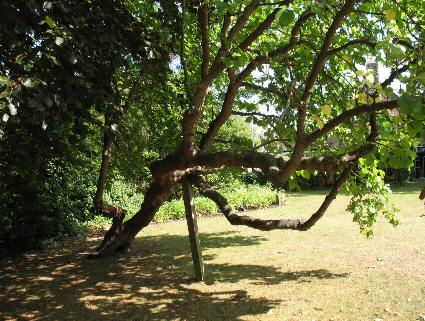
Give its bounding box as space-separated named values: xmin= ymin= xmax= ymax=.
xmin=326 ymin=38 xmax=375 ymax=56
xmin=92 ymin=78 xmax=142 ymax=251
xmin=305 ymin=99 xmax=397 ymax=146
xmin=180 ymin=0 xmax=192 ymax=100
xmin=254 ymin=138 xmax=289 ymax=150
xmin=238 ymin=6 xmax=284 ymax=51
xmin=198 ymin=3 xmax=295 ymax=151
xmin=275 ymin=0 xmax=358 ymax=184
xmin=211 ymin=0 xmax=262 ymax=66
xmin=227 ymin=0 xmax=262 ymax=43
xmin=180 ymin=0 xmax=268 ymax=157
xmin=94 ymin=79 xmax=140 ymax=216
xmin=237 ymin=10 xmax=314 ymax=83
xmin=232 ymin=110 xmax=279 ymax=118
xmin=241 ymin=81 xmax=281 ymax=96
xmin=259 ymin=1 xmax=291 ymax=5
xmin=198 ymin=3 xmax=210 ymax=80
xmin=381 ymin=61 xmax=413 ymax=88
xmin=299 ymin=0 xmax=357 ymax=112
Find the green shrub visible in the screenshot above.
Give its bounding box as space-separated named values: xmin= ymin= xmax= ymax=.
xmin=0 ymin=159 xmax=97 ymax=252
xmin=88 ymin=180 xmax=282 ymax=226
xmin=383 ymin=167 xmax=412 ymax=186
xmin=154 ymin=182 xmax=281 ymax=222
xmin=104 ymin=178 xmax=144 ymax=217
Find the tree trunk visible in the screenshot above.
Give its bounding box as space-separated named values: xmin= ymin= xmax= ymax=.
xmin=94 ymin=180 xmax=176 ymax=256
xmin=93 ymin=122 xmax=128 ymax=253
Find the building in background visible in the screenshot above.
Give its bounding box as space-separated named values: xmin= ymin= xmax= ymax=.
xmin=415 ymin=144 xmax=425 ymax=178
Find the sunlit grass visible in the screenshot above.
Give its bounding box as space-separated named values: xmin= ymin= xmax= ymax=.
xmin=1 ymin=180 xmax=424 ymax=321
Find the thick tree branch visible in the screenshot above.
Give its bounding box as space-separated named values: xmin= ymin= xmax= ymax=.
xmin=193 ymin=146 xmax=373 ymax=175
xmin=151 ymin=144 xmax=374 ymax=183
xmin=191 ymin=166 xmax=352 ymax=231
xmin=199 ymin=69 xmax=237 ymax=150
xmin=221 ymin=12 xmax=232 ymax=38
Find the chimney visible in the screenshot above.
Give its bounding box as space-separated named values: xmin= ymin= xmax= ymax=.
xmin=365 ymin=58 xmax=379 ymax=84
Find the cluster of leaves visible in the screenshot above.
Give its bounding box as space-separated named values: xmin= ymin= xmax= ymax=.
xmin=345 ymin=157 xmax=399 ymax=237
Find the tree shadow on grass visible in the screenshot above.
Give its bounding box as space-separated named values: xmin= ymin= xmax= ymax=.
xmin=0 ymin=231 xmax=348 ymax=321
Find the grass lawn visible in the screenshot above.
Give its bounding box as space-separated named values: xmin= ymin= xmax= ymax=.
xmin=1 ymin=180 xmax=424 ymax=321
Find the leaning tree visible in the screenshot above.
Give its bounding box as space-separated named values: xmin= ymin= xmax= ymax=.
xmin=1 ymin=0 xmax=424 ymax=255
xmin=93 ymin=0 xmax=424 ymax=256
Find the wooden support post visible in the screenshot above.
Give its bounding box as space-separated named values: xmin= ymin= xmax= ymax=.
xmin=182 ymin=178 xmax=204 ymax=281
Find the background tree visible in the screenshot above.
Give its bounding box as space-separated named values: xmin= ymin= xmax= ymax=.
xmin=0 ymin=0 xmax=175 ymax=250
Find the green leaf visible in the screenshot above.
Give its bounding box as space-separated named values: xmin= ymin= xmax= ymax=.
xmin=55 ymin=37 xmax=64 ymax=46
xmin=288 ymin=177 xmax=300 ymax=191
xmin=276 ymin=9 xmax=295 ymax=27
xmin=389 ymin=154 xmax=412 ymax=169
xmin=417 ymin=71 xmax=425 ymax=84
xmin=387 ymin=43 xmax=405 ymax=60
xmin=45 ymin=16 xmax=56 ymax=29
xmin=313 ymin=114 xmax=324 ymax=129
xmin=398 ymin=94 xmax=422 ymax=115
xmin=384 ymin=9 xmax=396 ymax=22
xmin=23 ymin=61 xmax=34 ymax=71
xmin=0 ymin=75 xmax=11 ymax=85
xmin=22 ymin=78 xmax=34 ymax=88
xmin=320 ymin=104 xmax=331 ymax=116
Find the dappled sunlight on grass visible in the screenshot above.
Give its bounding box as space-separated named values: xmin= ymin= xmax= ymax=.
xmin=1 ymin=182 xmax=425 ymax=320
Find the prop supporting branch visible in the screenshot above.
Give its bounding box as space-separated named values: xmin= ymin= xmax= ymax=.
xmin=182 ymin=177 xmax=204 ymax=281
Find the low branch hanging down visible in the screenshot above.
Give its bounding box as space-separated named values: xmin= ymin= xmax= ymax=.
xmin=190 ymin=166 xmax=353 ymax=231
